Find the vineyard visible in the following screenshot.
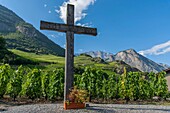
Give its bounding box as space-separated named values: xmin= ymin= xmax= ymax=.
xmin=0 ymin=64 xmax=169 ymax=102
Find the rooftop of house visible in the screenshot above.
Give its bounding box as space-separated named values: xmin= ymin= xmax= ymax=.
xmin=164 ymin=68 xmax=170 ymax=74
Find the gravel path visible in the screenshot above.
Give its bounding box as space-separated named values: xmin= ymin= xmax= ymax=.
xmin=1 ymin=103 xmax=170 ymax=113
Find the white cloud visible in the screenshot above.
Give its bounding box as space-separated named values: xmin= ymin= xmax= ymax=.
xmin=49 ymin=34 xmax=58 ymax=38
xmin=55 ymin=9 xmax=60 ymax=14
xmin=79 ymin=49 xmax=83 ymax=52
xmin=48 ymin=10 xmax=52 ymax=13
xmin=98 ymin=32 xmax=101 ymax=35
xmin=57 ymin=0 xmax=96 ymax=23
xmin=76 ymin=22 xmax=92 ymax=27
xmin=58 ymin=33 xmax=64 ymax=37
xmin=48 ymin=33 xmax=64 ymax=38
xmin=63 ymin=44 xmax=66 ymax=49
xmin=138 ymin=40 xmax=170 ymax=56
xmin=44 ymin=4 xmax=47 ymax=8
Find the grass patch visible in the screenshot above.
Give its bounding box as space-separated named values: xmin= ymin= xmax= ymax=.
xmin=10 ymin=49 xmax=138 ymax=74
xmin=10 ymin=49 xmax=65 ymax=64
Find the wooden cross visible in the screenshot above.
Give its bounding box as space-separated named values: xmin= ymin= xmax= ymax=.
xmin=40 ymin=4 xmax=97 ymax=102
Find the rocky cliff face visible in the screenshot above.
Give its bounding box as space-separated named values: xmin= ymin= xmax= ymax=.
xmin=86 ymin=51 xmax=113 ymax=60
xmin=0 ymin=5 xmax=65 ymax=56
xmin=85 ymin=49 xmax=166 ymax=73
xmin=115 ymin=49 xmax=165 ymax=73
xmin=0 ymin=5 xmax=23 ymax=32
xmin=159 ymin=63 xmax=170 ymax=70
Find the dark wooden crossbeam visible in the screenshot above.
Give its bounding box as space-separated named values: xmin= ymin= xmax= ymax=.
xmin=40 ymin=21 xmax=97 ymax=36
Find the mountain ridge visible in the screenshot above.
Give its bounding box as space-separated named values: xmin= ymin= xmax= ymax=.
xmin=0 ymin=4 xmax=65 ymax=56
xmin=85 ymin=49 xmax=168 ymax=73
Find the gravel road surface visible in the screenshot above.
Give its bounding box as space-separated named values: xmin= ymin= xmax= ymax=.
xmin=1 ymin=103 xmax=170 ymax=113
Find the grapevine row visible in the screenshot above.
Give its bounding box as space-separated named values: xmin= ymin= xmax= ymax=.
xmin=0 ymin=64 xmax=168 ymax=101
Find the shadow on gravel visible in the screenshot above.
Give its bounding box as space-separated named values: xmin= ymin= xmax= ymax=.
xmin=0 ymin=108 xmax=7 ymax=112
xmin=89 ymin=105 xmax=170 ymax=112
xmin=114 ymin=107 xmax=170 ymax=112
xmin=0 ymin=100 xmax=18 ymax=106
xmin=86 ymin=107 xmax=116 ymax=113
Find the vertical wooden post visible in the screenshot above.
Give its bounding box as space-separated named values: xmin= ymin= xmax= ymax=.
xmin=40 ymin=4 xmax=97 ymax=104
xmin=64 ymin=4 xmax=74 ymax=102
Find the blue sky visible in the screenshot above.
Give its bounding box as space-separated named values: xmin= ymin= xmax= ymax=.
xmin=0 ymin=0 xmax=170 ymax=65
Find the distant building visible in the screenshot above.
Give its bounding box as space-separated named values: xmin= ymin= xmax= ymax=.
xmin=165 ymin=68 xmax=170 ymax=91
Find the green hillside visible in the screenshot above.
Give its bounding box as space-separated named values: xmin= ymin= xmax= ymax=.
xmin=0 ymin=37 xmax=37 ymax=65
xmin=0 ymin=4 xmax=65 ymax=56
xmin=10 ymin=49 xmax=139 ymax=74
xmin=10 ymin=49 xmax=65 ymax=64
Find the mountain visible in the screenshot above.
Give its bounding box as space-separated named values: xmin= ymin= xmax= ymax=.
xmin=75 ymin=54 xmax=139 ymax=74
xmin=86 ymin=51 xmax=113 ymax=59
xmin=0 ymin=36 xmax=37 ymax=65
xmin=0 ymin=5 xmax=65 ymax=56
xmin=85 ymin=49 xmax=166 ymax=73
xmin=85 ymin=51 xmax=115 ymax=62
xmin=115 ymin=49 xmax=165 ymax=73
xmin=159 ymin=63 xmax=170 ymax=70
